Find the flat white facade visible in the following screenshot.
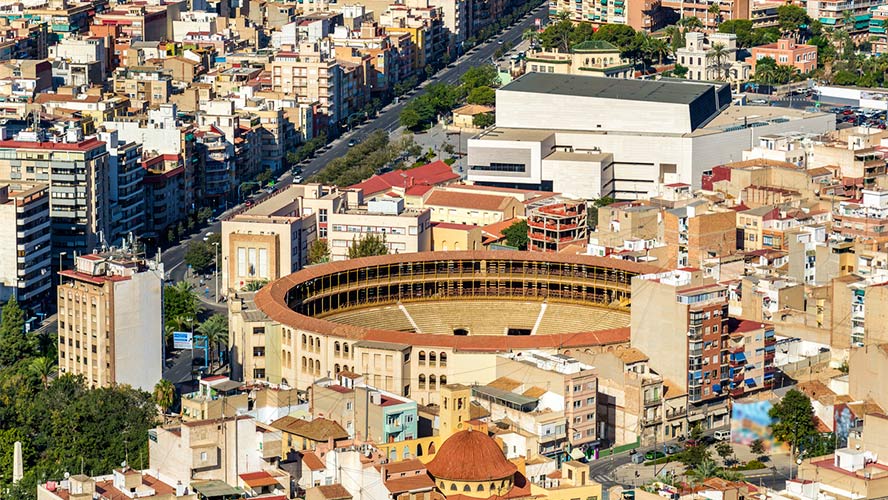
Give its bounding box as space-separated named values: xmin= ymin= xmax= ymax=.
xmin=468 ymin=73 xmax=835 ymax=200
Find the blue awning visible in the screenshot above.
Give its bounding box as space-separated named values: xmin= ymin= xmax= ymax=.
xmin=713 ymin=384 xmax=722 ymax=393
xmin=764 ymin=372 xmax=775 ymax=380
xmin=745 ymin=378 xmax=756 ymax=386
xmin=732 ymin=352 xmax=747 ymax=363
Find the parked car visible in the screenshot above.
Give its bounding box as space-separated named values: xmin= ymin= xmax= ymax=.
xmin=700 ymin=435 xmax=717 ymax=445
xmin=631 ymin=453 xmax=645 ymax=464
xmin=293 ymin=175 xmax=304 ymax=183
xmin=665 ymin=444 xmax=682 ymax=455
xmin=644 ymin=450 xmax=666 ymax=461
xmin=347 ymin=139 xmax=357 ymax=147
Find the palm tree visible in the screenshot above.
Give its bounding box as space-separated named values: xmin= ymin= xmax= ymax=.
xmin=649 ymin=37 xmax=670 ymax=66
xmin=197 ymin=314 xmax=229 ymax=367
xmin=523 ymin=28 xmax=540 ymax=49
xmin=680 ymin=16 xmax=704 ymax=32
xmin=153 ymin=379 xmax=176 ymax=415
xmin=688 ymin=458 xmax=721 ymax=482
xmin=29 ymin=356 xmax=56 ymax=389
xmin=708 ymin=42 xmax=729 ymax=80
xmin=841 ymin=9 xmax=854 ymax=33
xmin=708 ymin=3 xmax=721 ymax=28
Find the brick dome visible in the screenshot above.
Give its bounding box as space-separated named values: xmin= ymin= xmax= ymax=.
xmin=426 ymin=430 xmax=518 ymax=482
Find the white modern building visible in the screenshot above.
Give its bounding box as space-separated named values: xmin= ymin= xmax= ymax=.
xmin=467 ymin=73 xmax=835 ymax=200
xmin=0 ymin=181 xmax=51 ymax=305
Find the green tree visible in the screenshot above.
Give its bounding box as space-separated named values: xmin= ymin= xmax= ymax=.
xmin=29 ymin=357 xmax=55 ymax=389
xmin=502 ymin=220 xmax=529 ymax=250
xmin=0 ymin=297 xmax=32 ymax=367
xmin=523 ymin=27 xmax=540 ymax=47
xmin=672 ymin=64 xmax=689 ymax=78
xmin=399 ymin=107 xmax=422 ymax=130
xmin=593 ymin=24 xmax=638 ymax=54
xmin=833 ymin=69 xmax=858 ymax=85
xmin=348 ymin=234 xmax=389 ymax=259
xmin=540 ymin=19 xmax=574 ymax=52
xmin=308 ymin=239 xmax=331 ymax=264
xmin=769 ymin=389 xmax=818 ymax=460
xmin=715 ymin=441 xmax=733 ymax=462
xmin=164 ymin=282 xmax=201 ymax=326
xmin=153 ymin=379 xmax=176 ymax=415
xmin=719 ymin=19 xmax=755 ymax=49
xmin=184 ymin=241 xmax=214 ymax=273
xmin=679 ymin=16 xmax=704 ymax=32
xmin=197 ymin=314 xmax=229 ymax=367
xmin=460 ymin=65 xmax=499 ymax=90
xmin=681 ymin=442 xmax=713 ymax=468
xmin=473 ymin=112 xmax=496 ymax=128
xmin=750 ymin=438 xmax=766 ymax=457
xmin=588 ymin=196 xmax=615 ymax=229
xmin=777 ymin=4 xmax=811 ymax=40
xmin=467 ymin=86 xmax=496 ymax=106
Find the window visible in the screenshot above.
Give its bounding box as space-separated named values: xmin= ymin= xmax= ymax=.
xmin=254 ymin=369 xmax=266 ymax=379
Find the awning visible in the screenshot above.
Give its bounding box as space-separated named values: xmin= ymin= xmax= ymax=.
xmin=713 ymin=384 xmax=722 ymax=393
xmin=764 ymin=372 xmax=775 ymax=380
xmin=689 ymin=412 xmax=706 ymax=422
xmin=733 ymin=352 xmax=747 ymax=363
xmin=713 ymin=407 xmax=729 ymax=415
xmin=570 ymin=448 xmax=585 ymax=460
xmin=746 ymin=378 xmax=756 ymax=386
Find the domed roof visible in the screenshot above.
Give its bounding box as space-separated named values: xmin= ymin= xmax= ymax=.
xmin=426 ymin=429 xmax=518 ymax=482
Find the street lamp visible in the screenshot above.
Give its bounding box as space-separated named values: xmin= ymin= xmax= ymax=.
xmin=212 ymin=242 xmax=220 ymax=303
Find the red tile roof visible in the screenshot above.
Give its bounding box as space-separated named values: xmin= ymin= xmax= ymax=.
xmin=239 ymin=471 xmax=279 ymax=488
xmin=310 ymin=484 xmax=352 ymax=500
xmin=348 ymin=160 xmax=459 ymax=197
xmin=301 ymin=451 xmax=326 ymax=471
xmin=424 ymin=190 xmax=515 ymax=211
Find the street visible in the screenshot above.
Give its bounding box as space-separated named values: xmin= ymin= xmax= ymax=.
xmin=161 ymin=2 xmax=549 ymax=283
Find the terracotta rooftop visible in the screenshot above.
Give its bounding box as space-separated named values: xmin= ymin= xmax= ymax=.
xmin=309 ymin=484 xmax=352 ymax=500
xmin=301 ymin=451 xmax=326 ymax=471
xmin=349 ymin=160 xmax=459 ymax=197
xmin=239 ymin=471 xmax=279 ymax=488
xmin=270 ymin=416 xmax=348 ymax=442
xmin=424 ymin=190 xmax=516 ymax=212
xmin=614 ymin=347 xmax=649 ymax=364
xmin=426 ymin=430 xmax=517 ymax=482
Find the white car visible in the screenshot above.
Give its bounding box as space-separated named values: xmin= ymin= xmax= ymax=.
xmin=293 ymin=175 xmax=304 ymax=184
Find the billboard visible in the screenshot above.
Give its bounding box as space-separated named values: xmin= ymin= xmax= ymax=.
xmin=173 ymin=331 xmax=193 ymax=349
xmin=731 ymin=400 xmax=778 ymax=450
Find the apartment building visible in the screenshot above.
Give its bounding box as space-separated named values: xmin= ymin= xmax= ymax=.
xmin=48 ymin=35 xmax=107 ymax=85
xmin=660 ymin=0 xmax=749 ymax=32
xmin=524 ymin=41 xmax=633 ymax=79
xmin=748 ymin=38 xmax=818 ymax=73
xmin=112 ymin=66 xmax=173 ymax=109
xmin=806 ymin=0 xmax=880 ymax=39
xmin=676 ymin=32 xmax=749 ymax=83
xmin=831 ymin=273 xmax=888 ymax=348
xmin=832 ymin=189 xmax=888 ymax=246
xmin=550 ymin=0 xmax=670 ymax=32
xmin=228 ymin=291 xmax=280 ymax=382
xmin=379 ymin=3 xmax=448 ymax=70
xmin=98 ymin=130 xmax=145 ymax=244
xmin=180 ymin=375 xmax=249 ymax=422
xmin=580 ymin=348 xmax=668 ymax=446
xmin=740 ymin=135 xmax=808 ymax=168
xmin=0 ymin=181 xmax=51 ymax=306
xmin=327 ymin=197 xmax=431 ymax=260
xmin=496 ymin=350 xmax=599 ymax=452
xmin=0 ymin=127 xmax=110 ymax=267
xmin=663 ymin=200 xmax=737 ymax=268
xmin=591 ymin=201 xmax=661 ymax=247
xmin=221 ymin=184 xmax=339 ymax=293
xmin=312 ymin=375 xmax=420 ymax=443
xmin=631 ymin=268 xmax=731 ymax=426
xmin=527 ymin=198 xmax=588 ymax=252
xmin=272 ymin=41 xmax=342 ymax=128
xmin=149 ymin=415 xmax=282 ymax=487
xmin=57 ymin=252 xmax=164 ymax=391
